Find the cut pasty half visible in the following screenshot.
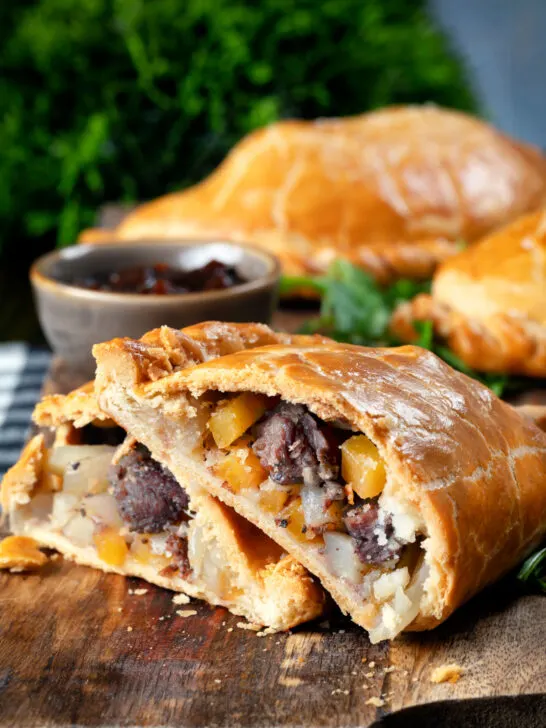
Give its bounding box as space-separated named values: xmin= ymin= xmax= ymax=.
xmin=93 ymin=330 xmax=546 ymax=642
xmin=1 ymin=323 xmax=327 ymax=631
xmin=390 ymin=210 xmax=546 ymax=376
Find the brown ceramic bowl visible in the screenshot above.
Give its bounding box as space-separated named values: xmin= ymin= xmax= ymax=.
xmin=30 ymin=240 xmax=281 ymax=375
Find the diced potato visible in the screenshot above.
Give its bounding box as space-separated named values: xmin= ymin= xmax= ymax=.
xmin=47 ymin=445 xmax=116 ymax=476
xmin=51 ymin=492 xmax=79 ymax=528
xmin=259 ymin=489 xmax=289 ymax=514
xmin=341 ymin=435 xmax=386 ymax=500
xmin=323 ymin=532 xmax=364 ymax=583
xmin=208 ymin=393 xmax=268 ymax=449
xmin=63 ymin=514 xmax=96 ymax=548
xmin=94 ymin=527 xmax=128 ymax=567
xmin=84 ymin=494 xmax=124 ymax=529
xmin=213 ymin=447 xmax=267 ymax=493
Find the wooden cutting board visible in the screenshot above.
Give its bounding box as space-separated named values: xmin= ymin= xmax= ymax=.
xmin=0 ymin=311 xmax=545 ymax=728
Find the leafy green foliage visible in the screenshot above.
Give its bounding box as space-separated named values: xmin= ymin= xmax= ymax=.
xmin=280 ymin=260 xmax=525 ymax=398
xmin=518 ymin=547 xmax=546 ymax=592
xmin=281 ymin=259 xmax=430 ymax=344
xmin=0 ymin=0 xmax=477 ymax=262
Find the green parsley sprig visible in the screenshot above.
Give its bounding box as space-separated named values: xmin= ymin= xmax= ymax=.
xmin=518 ymin=547 xmax=546 ymax=592
xmin=280 ymin=259 xmax=521 ymax=397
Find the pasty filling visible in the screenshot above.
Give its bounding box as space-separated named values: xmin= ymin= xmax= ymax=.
xmin=201 ymin=394 xmax=428 ymax=638
xmin=11 ymin=427 xmax=195 ymax=581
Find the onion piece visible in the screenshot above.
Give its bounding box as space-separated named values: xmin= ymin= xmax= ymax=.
xmin=48 ymin=445 xmax=116 ymax=476
xmin=51 ymin=492 xmax=80 ymax=528
xmin=62 ymin=450 xmax=115 ymax=496
xmin=323 ymin=531 xmax=364 ymax=584
xmin=301 ymin=483 xmax=329 ymax=528
xmin=188 ymin=523 xmax=228 ymax=595
xmin=83 ymin=494 xmax=123 ymax=529
xmin=301 ymin=482 xmax=343 ymax=532
xmin=63 ymin=514 xmax=95 ymax=547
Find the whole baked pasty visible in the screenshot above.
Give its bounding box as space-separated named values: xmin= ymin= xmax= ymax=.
xmin=391 ymin=210 xmax=546 ymax=376
xmin=79 ymin=106 xmax=546 ymax=283
xmin=0 ymin=324 xmax=326 ymax=631
xmin=93 ymin=325 xmax=546 ymax=643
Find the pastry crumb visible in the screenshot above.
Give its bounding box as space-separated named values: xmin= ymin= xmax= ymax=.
xmin=132 ymin=588 xmax=148 ymax=596
xmin=176 ymin=609 xmax=197 ymax=618
xmin=236 ymin=622 xmax=262 ymax=631
xmin=366 ymin=697 xmax=384 ymax=708
xmin=172 ymin=593 xmax=190 ymax=605
xmin=127 ymin=626 xmax=133 ymax=632
xmin=430 ymin=664 xmax=464 ymax=684
xmin=383 ymin=666 xmax=396 ymax=674
xmin=227 ymin=627 xmax=234 ymax=633
xmin=368 ymin=661 xmax=375 ymax=668
xmin=365 ymin=672 xmax=374 ymax=678
xmin=0 ymin=535 xmax=48 ymax=571
xmin=331 ymin=689 xmax=350 ymax=696
xmin=214 ymin=679 xmax=222 ymax=684
xmin=256 ymin=627 xmax=276 ymax=637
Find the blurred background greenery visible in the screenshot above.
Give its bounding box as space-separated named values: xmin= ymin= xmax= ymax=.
xmin=0 ymin=0 xmax=476 ymax=340
xmin=1 ymin=0 xmax=476 ymax=262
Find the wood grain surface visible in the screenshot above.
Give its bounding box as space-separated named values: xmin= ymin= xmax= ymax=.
xmin=0 ymin=311 xmax=545 ymax=728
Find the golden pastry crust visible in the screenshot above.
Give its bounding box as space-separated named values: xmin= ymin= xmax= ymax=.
xmin=93 ymin=331 xmax=546 ymax=635
xmin=390 ymin=210 xmax=546 ymax=376
xmin=34 ymin=322 xmax=322 ymax=429
xmin=6 ymin=324 xmax=327 ymax=631
xmin=34 ymin=381 xmax=109 ymax=429
xmin=80 ymin=106 xmax=546 ymax=283
xmin=1 ymin=434 xmax=46 ymax=510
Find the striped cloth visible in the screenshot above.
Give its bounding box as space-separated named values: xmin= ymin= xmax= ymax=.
xmin=0 ymin=344 xmax=51 ymax=476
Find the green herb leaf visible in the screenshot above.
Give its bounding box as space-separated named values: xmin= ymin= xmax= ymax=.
xmin=281 ymin=262 xmax=430 ymax=347
xmin=282 ymin=260 xmax=526 ymax=401
xmin=414 ymin=319 xmax=433 ymax=350
xmin=518 ymin=546 xmax=546 ymax=592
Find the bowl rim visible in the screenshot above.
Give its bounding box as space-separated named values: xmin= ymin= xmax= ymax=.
xmin=30 ymin=239 xmax=281 ymax=305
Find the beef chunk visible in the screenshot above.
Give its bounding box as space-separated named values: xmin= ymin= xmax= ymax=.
xmin=166 ymin=534 xmax=191 ymax=579
xmin=344 ymin=502 xmax=403 ymax=565
xmin=252 ymin=403 xmax=343 ymax=485
xmin=110 ymin=447 xmax=189 ymax=533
